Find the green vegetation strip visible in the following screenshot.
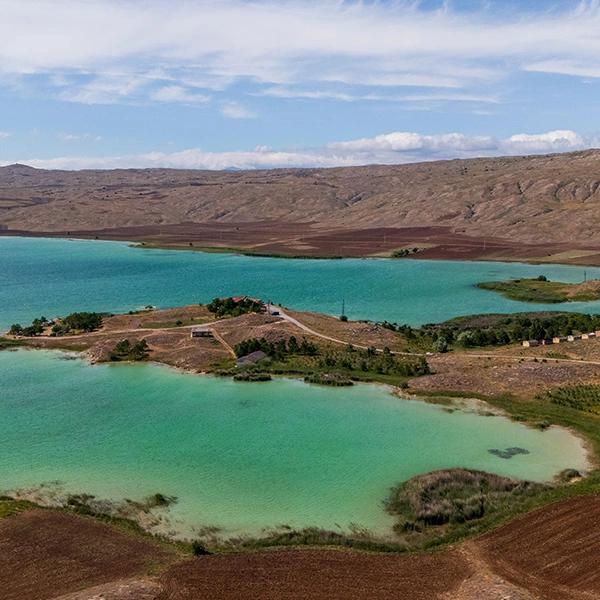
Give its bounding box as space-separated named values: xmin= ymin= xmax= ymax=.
xmin=10 ymin=312 xmax=104 ymax=337
xmin=383 ymin=311 xmax=600 ymax=352
xmin=477 ymin=276 xmax=600 ymax=303
xmin=541 ymin=384 xmax=600 ymax=414
xmin=231 ymin=336 xmax=429 ymax=388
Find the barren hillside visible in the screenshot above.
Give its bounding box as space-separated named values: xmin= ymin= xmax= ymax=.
xmin=2 ymin=150 xmax=600 ymax=260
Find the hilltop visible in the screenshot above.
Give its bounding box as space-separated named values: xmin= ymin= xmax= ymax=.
xmin=2 ymin=150 xmax=600 ymax=262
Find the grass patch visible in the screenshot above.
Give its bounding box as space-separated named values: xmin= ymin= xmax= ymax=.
xmin=541 ymin=384 xmax=600 ymax=414
xmin=235 ymin=527 xmax=405 ymax=553
xmin=385 ymin=469 xmax=546 ymax=547
xmin=0 ymin=498 xmax=36 ymax=519
xmin=477 ymin=278 xmax=600 ymax=304
xmin=0 ymin=337 xmax=25 ymax=350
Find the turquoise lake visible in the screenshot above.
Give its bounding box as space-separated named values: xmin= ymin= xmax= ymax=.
xmin=2 ymin=236 xmax=600 ymax=329
xmin=0 ymin=349 xmax=588 ymax=538
xmin=0 ymin=236 xmax=595 ymax=538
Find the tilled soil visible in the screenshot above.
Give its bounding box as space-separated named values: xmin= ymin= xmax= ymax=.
xmin=157 ymin=548 xmax=473 ymax=600
xmin=477 ymin=494 xmax=600 ymax=600
xmin=0 ymin=510 xmax=178 ymax=600
xmin=2 ymin=489 xmax=599 ymax=600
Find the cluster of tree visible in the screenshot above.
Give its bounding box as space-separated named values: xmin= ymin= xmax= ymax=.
xmin=318 ymin=345 xmax=430 ymax=377
xmin=392 ymin=247 xmax=420 ymax=258
xmin=9 ymin=316 xmax=50 ymax=337
xmin=379 ymin=313 xmax=600 ymax=351
xmin=109 ymin=339 xmax=150 ymax=362
xmin=9 ymin=312 xmax=103 ymax=337
xmin=207 ymin=297 xmax=263 ymax=317
xmin=51 ymin=312 xmax=103 ymax=336
xmin=234 ymin=335 xmax=318 ymax=359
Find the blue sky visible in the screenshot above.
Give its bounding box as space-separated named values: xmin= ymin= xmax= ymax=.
xmin=1 ymin=0 xmax=600 ymax=169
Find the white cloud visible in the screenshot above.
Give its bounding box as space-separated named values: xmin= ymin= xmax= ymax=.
xmin=328 ymin=132 xmax=498 ymax=153
xmin=57 ymin=132 xmax=103 ymax=142
xmin=0 ymin=131 xmax=11 ymax=139
xmin=7 ymin=129 xmax=599 ymax=171
xmin=258 ymin=87 xmax=356 ymax=102
xmin=150 ymin=85 xmax=210 ymax=104
xmin=58 ymin=73 xmax=150 ymax=105
xmin=257 ymin=87 xmax=499 ymax=104
xmin=220 ymin=102 xmax=256 ymax=119
xmin=524 ymin=60 xmax=600 ymax=79
xmin=1 ymin=1 xmax=600 ymax=106
xmin=502 ymin=130 xmax=588 ymax=154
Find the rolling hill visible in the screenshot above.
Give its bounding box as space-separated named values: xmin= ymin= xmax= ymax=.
xmin=2 ymin=150 xmax=600 ymax=262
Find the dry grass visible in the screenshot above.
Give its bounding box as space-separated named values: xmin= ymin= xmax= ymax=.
xmin=286 ymin=310 xmax=407 ymax=351
xmin=386 ymin=469 xmax=544 ymax=530
xmin=411 ymin=352 xmax=600 ymax=399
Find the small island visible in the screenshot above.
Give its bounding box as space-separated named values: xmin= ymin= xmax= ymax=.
xmin=477 ymin=276 xmax=600 ymax=304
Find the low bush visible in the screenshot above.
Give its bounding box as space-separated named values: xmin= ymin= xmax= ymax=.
xmin=233 ymin=371 xmax=272 ymax=382
xmin=235 ymin=336 xmax=317 ymax=359
xmin=304 ymin=373 xmax=353 ymax=386
xmin=192 ymin=540 xmax=211 ymax=556
xmin=385 ymin=468 xmax=545 ymax=531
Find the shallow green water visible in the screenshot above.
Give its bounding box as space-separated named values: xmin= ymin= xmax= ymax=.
xmin=0 ymin=349 xmax=588 ymax=538
xmin=2 ymin=236 xmax=600 ymax=329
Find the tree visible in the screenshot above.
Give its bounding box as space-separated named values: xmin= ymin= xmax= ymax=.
xmin=434 ymin=338 xmax=448 ymax=353
xmin=9 ymin=324 xmax=23 ymax=336
xmin=287 ymin=336 xmax=299 ymax=354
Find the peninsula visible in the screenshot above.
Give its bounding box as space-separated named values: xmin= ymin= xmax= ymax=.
xmin=478 ymin=276 xmax=600 ymax=303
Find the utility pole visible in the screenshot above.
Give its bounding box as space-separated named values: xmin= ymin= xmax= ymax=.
xmin=341 ymin=299 xmax=345 ymax=318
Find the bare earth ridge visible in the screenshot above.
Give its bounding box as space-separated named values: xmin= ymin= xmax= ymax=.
xmin=2 ymin=149 xmax=600 ymax=262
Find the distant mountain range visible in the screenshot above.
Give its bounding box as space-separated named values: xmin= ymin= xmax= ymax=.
xmin=1 ymin=150 xmax=600 ymax=258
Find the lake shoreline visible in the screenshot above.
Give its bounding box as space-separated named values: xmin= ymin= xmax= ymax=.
xmin=3 ymin=231 xmax=600 ymax=267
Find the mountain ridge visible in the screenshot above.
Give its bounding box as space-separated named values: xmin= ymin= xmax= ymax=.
xmin=2 ymin=149 xmax=600 ymax=260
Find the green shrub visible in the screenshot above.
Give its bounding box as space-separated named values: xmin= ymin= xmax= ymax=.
xmin=109 ymin=339 xmax=150 ymax=362
xmin=192 ymin=541 xmax=210 ymax=556
xmin=234 ymin=336 xmax=317 ymax=359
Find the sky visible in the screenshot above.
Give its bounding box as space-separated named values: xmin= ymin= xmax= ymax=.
xmin=1 ymin=0 xmax=600 ymax=170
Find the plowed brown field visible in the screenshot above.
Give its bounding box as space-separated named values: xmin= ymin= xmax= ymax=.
xmin=1 ymin=495 xmax=599 ymax=599
xmin=157 ymin=548 xmax=473 ymax=600
xmin=0 ymin=510 xmax=178 ymax=600
xmin=478 ymin=494 xmax=600 ymax=600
